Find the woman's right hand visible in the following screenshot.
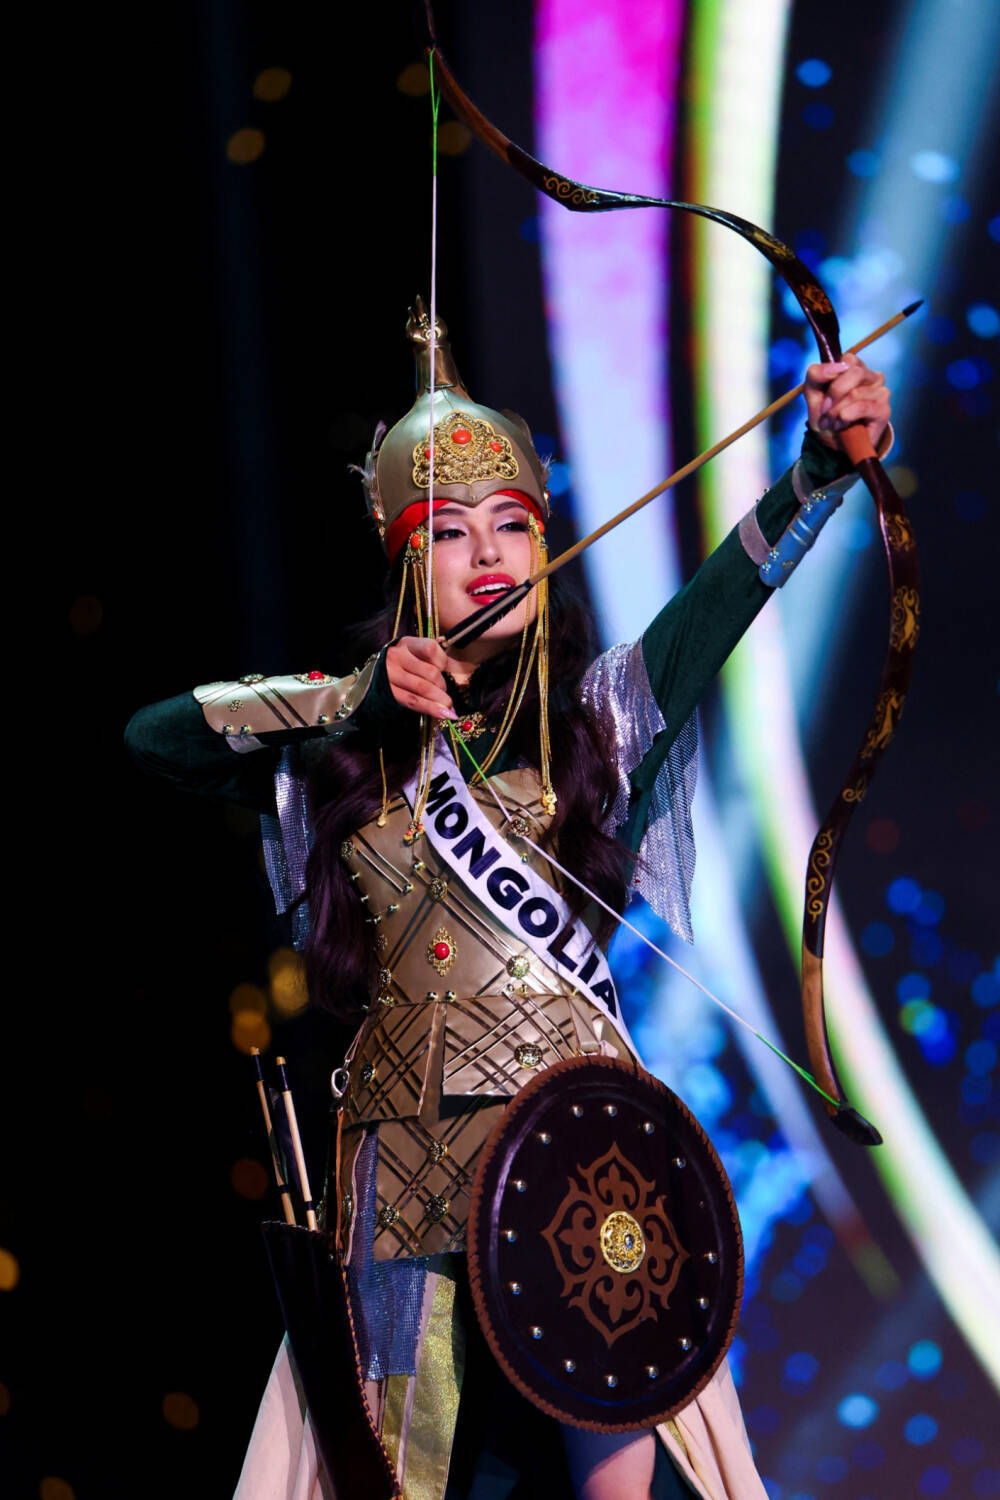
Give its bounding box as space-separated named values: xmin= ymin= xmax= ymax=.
xmin=385 ymin=637 xmax=457 ymax=720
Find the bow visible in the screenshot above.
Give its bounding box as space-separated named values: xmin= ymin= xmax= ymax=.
xmin=422 ymin=11 xmax=919 ymax=1146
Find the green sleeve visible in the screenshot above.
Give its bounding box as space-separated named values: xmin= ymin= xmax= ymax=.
xmin=125 ymin=653 xmax=406 ymax=814
xmin=620 ymin=432 xmax=853 ymax=850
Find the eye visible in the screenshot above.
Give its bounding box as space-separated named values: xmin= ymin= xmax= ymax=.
xmin=499 ymin=519 xmax=529 ymax=533
xmin=432 ymin=526 xmax=465 ymax=541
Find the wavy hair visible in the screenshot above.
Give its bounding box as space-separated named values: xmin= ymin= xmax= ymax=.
xmin=302 ymin=564 xmax=631 ymax=1021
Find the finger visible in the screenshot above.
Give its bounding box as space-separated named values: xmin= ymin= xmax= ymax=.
xmin=805 ymin=360 xmax=850 ymax=390
xmin=823 ymin=367 xmax=883 ymax=410
xmin=389 ymin=667 xmax=455 ymax=713
xmin=827 ymin=381 xmax=890 ymax=419
xmin=393 ymin=687 xmax=458 ymax=719
xmin=820 ymin=381 xmax=889 ymax=429
xmin=405 ymin=636 xmax=449 ymax=670
xmin=830 ymin=396 xmax=890 ymax=429
xmin=390 ymin=653 xmax=450 ymax=692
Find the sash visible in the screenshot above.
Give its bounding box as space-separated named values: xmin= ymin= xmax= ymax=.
xmin=404 ymin=745 xmax=635 ymax=1054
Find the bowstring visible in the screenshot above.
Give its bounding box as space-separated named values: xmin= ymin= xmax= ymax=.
xmin=448 ymin=725 xmax=840 ymax=1110
xmin=426 ymin=48 xmax=441 ymax=632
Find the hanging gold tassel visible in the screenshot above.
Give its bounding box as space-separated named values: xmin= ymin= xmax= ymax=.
xmin=531 ymin=517 xmax=557 ymax=816
xmin=377 ymin=746 xmax=390 ymax=826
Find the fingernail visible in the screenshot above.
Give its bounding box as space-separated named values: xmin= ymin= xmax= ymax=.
xmin=820 ymin=395 xmax=832 ymax=415
xmin=818 ymin=415 xmax=830 ymax=430
xmin=834 ymin=361 xmax=849 ymax=369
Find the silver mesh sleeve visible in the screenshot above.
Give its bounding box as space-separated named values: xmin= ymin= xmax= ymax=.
xmin=260 ymin=749 xmax=314 ymax=949
xmin=580 ymin=641 xmax=698 ymax=942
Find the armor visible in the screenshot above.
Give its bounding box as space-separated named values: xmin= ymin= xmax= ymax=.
xmin=336 ymin=768 xmax=629 ymax=1263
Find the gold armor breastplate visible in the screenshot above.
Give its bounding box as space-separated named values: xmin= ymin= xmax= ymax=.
xmin=336 ymin=767 xmax=629 ymax=1261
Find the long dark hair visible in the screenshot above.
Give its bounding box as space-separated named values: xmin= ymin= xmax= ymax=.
xmin=302 ymin=562 xmax=631 ymax=1021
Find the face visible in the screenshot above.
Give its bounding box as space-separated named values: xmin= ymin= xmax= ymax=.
xmin=426 ymin=496 xmax=538 ymax=661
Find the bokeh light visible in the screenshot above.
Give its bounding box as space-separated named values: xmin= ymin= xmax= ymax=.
xmin=162 ymin=1391 xmax=200 ymax=1431
xmin=888 ymin=877 xmax=921 ymax=914
xmin=39 ymin=1482 xmax=75 ymax=1500
xmin=847 ymin=149 xmax=879 ymax=177
xmin=226 ymin=128 xmax=265 ymax=164
xmin=230 ymin=1009 xmax=271 ymax=1054
xmin=909 ymin=150 xmax=959 ymax=183
xmin=438 ymin=121 xmax=471 ymax=156
xmin=230 ymin=1158 xmax=270 ymax=1200
xmin=967 ymin=303 xmax=999 ymax=338
xmin=0 ymin=1379 xmax=9 ymax=1415
xmin=906 ymin=1413 xmax=940 ymax=1445
xmin=268 ymin=948 xmax=308 ymax=1018
xmin=796 ymin=58 xmax=832 ymax=88
xmin=252 ymin=67 xmax=291 ymax=102
xmin=838 ymin=1393 xmax=879 ymax=1428
xmin=784 ymin=1351 xmax=819 ymax=1386
xmin=0 ymin=1247 xmax=20 ymax=1291
xmin=397 ymin=61 xmax=430 ymax=97
xmin=885 ymin=464 xmax=918 ymax=498
xmin=228 ymin=982 xmax=268 ymax=1016
xmin=909 ymin=1340 xmax=943 ymax=1378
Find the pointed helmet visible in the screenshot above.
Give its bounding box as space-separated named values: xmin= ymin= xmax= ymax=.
xmin=362 ymin=299 xmax=549 ymax=560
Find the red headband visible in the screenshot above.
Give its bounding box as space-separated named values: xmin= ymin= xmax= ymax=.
xmin=385 ymin=489 xmax=545 ymax=563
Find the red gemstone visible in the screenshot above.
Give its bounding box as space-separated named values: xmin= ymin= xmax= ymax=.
xmin=488 ymin=440 xmax=502 ymax=452
xmin=461 ymin=719 xmax=473 ymax=733
xmin=451 ymin=428 xmax=472 ymax=445
xmin=307 ymin=670 xmax=325 ymax=681
xmin=433 ymin=941 xmax=451 ymax=960
xmin=410 ymin=532 xmax=423 ymax=549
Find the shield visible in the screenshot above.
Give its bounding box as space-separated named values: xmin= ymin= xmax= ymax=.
xmin=467 ymin=1054 xmax=743 ymax=1432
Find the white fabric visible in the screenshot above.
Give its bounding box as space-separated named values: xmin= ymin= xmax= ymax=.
xmin=234 ymin=1338 xmax=336 ymax=1500
xmin=234 ymin=1339 xmax=764 ymax=1500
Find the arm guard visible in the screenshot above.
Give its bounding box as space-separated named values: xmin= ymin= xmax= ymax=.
xmin=193 ymin=654 xmax=380 ymax=753
xmin=754 ymin=424 xmax=894 ymax=588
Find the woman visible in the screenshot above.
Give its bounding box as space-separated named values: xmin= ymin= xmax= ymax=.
xmin=127 ymin=303 xmax=891 ymax=1500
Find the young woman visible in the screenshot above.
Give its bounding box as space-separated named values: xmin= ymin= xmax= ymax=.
xmin=127 ymin=305 xmax=891 ymax=1500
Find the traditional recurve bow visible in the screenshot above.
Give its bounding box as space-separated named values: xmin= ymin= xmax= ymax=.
xmin=422 ymin=9 xmax=919 ymax=1146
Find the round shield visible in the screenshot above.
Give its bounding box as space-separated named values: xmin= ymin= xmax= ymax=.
xmin=467 ymin=1054 xmax=743 ymax=1432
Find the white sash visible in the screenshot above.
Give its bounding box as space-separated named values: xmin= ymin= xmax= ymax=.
xmin=404 ymin=745 xmax=635 ymax=1053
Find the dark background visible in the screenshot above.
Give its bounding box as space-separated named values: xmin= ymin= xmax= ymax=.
xmin=13 ymin=0 xmax=997 ymax=1494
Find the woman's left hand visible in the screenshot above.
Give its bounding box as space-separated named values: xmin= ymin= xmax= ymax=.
xmin=804 ymin=352 xmax=891 ymax=453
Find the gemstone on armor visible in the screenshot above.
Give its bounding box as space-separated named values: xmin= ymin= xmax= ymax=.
xmin=427 ymin=926 xmax=457 ymax=974
xmin=514 ymin=1042 xmax=544 ymax=1069
xmin=359 ymin=1062 xmax=377 ymax=1087
xmin=506 ymin=954 xmax=530 ymax=979
xmin=377 ymin=1204 xmax=399 ymax=1228
xmin=425 ymin=1194 xmax=450 ymax=1224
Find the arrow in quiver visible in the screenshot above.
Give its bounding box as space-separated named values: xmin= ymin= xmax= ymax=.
xmin=467 ymin=1055 xmax=743 ymax=1432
